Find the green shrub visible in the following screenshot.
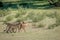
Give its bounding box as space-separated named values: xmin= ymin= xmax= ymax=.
xmin=15 ymin=13 xmax=21 ymax=18
xmin=0 ymin=10 xmax=9 ymax=17
xmin=16 ymin=19 xmax=21 ymax=22
xmin=46 ymin=12 xmax=57 ymax=18
xmin=55 ymin=12 xmax=60 ymax=26
xmin=48 ymin=24 xmax=57 ymax=29
xmin=46 ymin=12 xmax=60 ymax=26
xmin=5 ymin=16 xmax=14 ymax=22
xmin=27 ymin=12 xmax=45 ymax=22
xmin=33 ymin=15 xmax=45 ymax=22
xmin=38 ymin=24 xmax=44 ymax=28
xmin=15 ymin=10 xmax=26 ymax=18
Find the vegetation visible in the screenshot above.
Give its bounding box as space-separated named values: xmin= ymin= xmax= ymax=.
xmin=0 ymin=8 xmax=60 ymax=29
xmin=5 ymin=15 xmax=14 ymax=22
xmin=0 ymin=10 xmax=9 ymax=17
xmin=0 ymin=0 xmax=60 ymax=9
xmin=48 ymin=0 xmax=60 ymax=7
xmin=0 ymin=1 xmax=60 ymax=40
xmin=0 ymin=0 xmax=60 ymax=29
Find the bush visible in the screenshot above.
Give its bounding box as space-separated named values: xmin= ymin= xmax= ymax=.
xmin=15 ymin=13 xmax=21 ymax=18
xmin=26 ymin=12 xmax=45 ymax=22
xmin=33 ymin=14 xmax=45 ymax=22
xmin=48 ymin=24 xmax=57 ymax=29
xmin=55 ymin=12 xmax=60 ymax=26
xmin=0 ymin=10 xmax=9 ymax=17
xmin=5 ymin=16 xmax=14 ymax=22
xmin=15 ymin=9 xmax=26 ymax=18
xmin=16 ymin=18 xmax=22 ymax=22
xmin=46 ymin=12 xmax=57 ymax=18
xmin=38 ymin=24 xmax=44 ymax=28
xmin=45 ymin=12 xmax=60 ymax=26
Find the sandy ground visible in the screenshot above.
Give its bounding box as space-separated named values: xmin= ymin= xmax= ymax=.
xmin=0 ymin=23 xmax=60 ymax=40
